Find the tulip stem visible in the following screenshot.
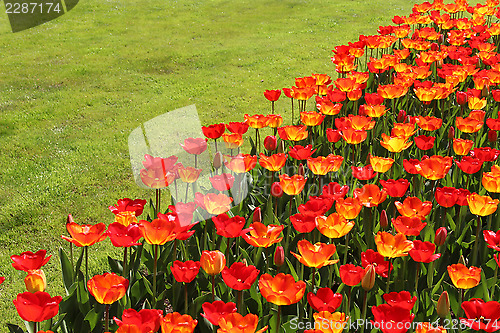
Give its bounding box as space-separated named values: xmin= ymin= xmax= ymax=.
xmin=85 ymin=246 xmax=89 ymax=283
xmin=153 ymin=244 xmax=158 ymax=305
xmin=472 ymin=215 xmax=481 ymax=267
xmin=104 ymin=304 xmax=110 ymax=332
xmin=386 ymin=258 xmax=392 ymax=293
xmin=237 ymin=290 xmax=243 ymax=314
xmin=312 ymin=267 xmax=317 ymax=293
xmin=155 ymin=189 xmax=161 ymax=218
xmin=492 ymin=263 xmax=498 ymax=300
xmin=346 ymin=286 xmax=352 ymax=319
xmin=276 ymin=305 xmax=281 ymax=333
xmin=184 ymin=283 xmax=188 ymax=314
xmin=211 ymin=275 xmax=215 ymax=302
xmin=123 ymin=247 xmax=128 ymax=278
xmin=360 ymin=290 xmax=368 ymax=333
xmin=343 ymin=233 xmax=349 ymax=266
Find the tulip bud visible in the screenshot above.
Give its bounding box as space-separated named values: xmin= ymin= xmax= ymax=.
xmin=434 ymin=227 xmax=447 ymax=246
xmin=456 ymin=91 xmax=467 ymax=105
xmin=253 ymin=207 xmax=262 ymax=223
xmin=298 ymin=163 xmax=305 ymax=177
xmin=264 ymin=135 xmax=277 ymax=151
xmin=278 ymin=141 xmax=286 ymax=154
xmin=380 ymin=210 xmax=388 ymax=229
xmin=67 ymin=214 xmax=74 ymax=224
xmin=397 ymin=110 xmax=406 ymax=123
xmin=24 ymin=269 xmax=47 ymax=292
xmin=274 ymin=246 xmax=285 ymax=267
xmin=489 ymin=130 xmax=497 ymax=143
xmin=359 ymin=104 xmax=366 ymax=116
xmin=361 ymin=265 xmax=376 ymax=291
xmin=448 ymin=127 xmax=455 ymax=140
xmin=271 ymin=182 xmax=284 ymax=198
xmin=213 ymin=151 xmax=223 ymax=169
xmin=437 ymin=291 xmax=450 ymax=318
xmin=431 ymin=42 xmax=439 ymax=51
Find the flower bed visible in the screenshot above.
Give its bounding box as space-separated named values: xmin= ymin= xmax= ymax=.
xmin=6 ymin=0 xmax=500 ymax=332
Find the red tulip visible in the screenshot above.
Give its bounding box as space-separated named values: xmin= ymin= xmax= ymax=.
xmin=13 ymin=291 xmax=62 ymax=322
xmin=290 ymin=213 xmax=316 ymax=233
xmin=298 ymin=196 xmax=333 ymax=217
xmin=288 ymin=144 xmax=317 ymax=160
xmin=383 ymin=291 xmax=417 ymax=311
xmin=470 ymin=147 xmax=500 ymax=162
xmin=170 ymin=260 xmax=200 ymax=283
xmin=114 ymin=309 xmax=163 ymax=333
xmin=461 ymin=299 xmax=500 ymax=333
xmin=209 ymin=173 xmax=235 ymax=191
xmin=414 ymin=134 xmax=435 ymax=150
xmin=226 ymin=122 xmax=249 ymax=135
xmin=352 ymin=164 xmax=376 ymax=180
xmin=456 ymin=156 xmax=483 ymax=174
xmin=11 ymin=249 xmax=51 ymax=272
xmin=307 ymin=288 xmax=343 ymax=312
xmin=371 ymin=304 xmax=415 ymax=333
xmin=379 ymin=179 xmax=409 ymax=197
xmin=180 ymin=137 xmax=208 ymax=155
xmin=201 ymin=301 xmax=237 ymax=326
xmin=409 ymin=240 xmax=441 ymax=263
xmin=434 ymin=187 xmax=459 ymax=207
xmin=202 ymin=124 xmax=226 ymax=139
xmin=106 ymin=223 xmax=142 ymax=247
xmin=264 ymin=89 xmax=281 ymax=102
xmin=483 ymin=230 xmax=500 ymax=251
xmin=108 ymin=198 xmax=147 ymax=217
xmin=221 ymin=262 xmax=260 ymax=290
xmin=361 ymin=249 xmax=392 ymax=278
xmin=435 ymin=227 xmax=448 ymax=246
xmin=339 ymin=264 xmax=365 ymax=286
xmin=211 ymin=213 xmax=248 ymax=238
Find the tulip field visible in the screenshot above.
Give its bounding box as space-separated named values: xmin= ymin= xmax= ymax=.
xmin=8 ymin=0 xmax=500 ymax=332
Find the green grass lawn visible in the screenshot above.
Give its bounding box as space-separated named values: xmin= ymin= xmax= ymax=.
xmin=0 ymin=0 xmax=482 ymax=328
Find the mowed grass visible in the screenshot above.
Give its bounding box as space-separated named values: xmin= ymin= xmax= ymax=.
xmin=0 ymin=0 xmax=482 ymax=328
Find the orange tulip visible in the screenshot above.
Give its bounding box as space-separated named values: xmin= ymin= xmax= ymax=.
xmin=468 ymin=96 xmax=487 ymax=110
xmin=456 ymin=116 xmax=484 ymax=133
xmin=61 ymin=222 xmax=107 ymax=247
xmin=453 ymin=138 xmax=474 ymax=155
xmin=467 ymin=192 xmax=500 ymax=216
xmin=369 ymin=155 xmax=394 ymax=173
xmin=415 ymin=155 xmax=453 ymax=180
xmin=25 ymin=270 xmax=47 ymax=293
xmin=341 ymin=128 xmax=367 ymax=145
xmin=178 ymin=165 xmax=202 ymax=183
xmin=395 ymin=197 xmax=432 ymax=219
xmin=266 ymin=114 xmax=284 ymax=128
xmin=277 ymin=125 xmax=309 ymax=141
xmin=311 ymin=311 xmax=349 ymax=333
xmin=482 ymin=165 xmax=500 ymax=193
xmin=225 ymin=154 xmax=258 ymax=173
xmin=242 ymin=222 xmax=283 ymax=248
xmin=346 ymin=115 xmax=376 ymax=131
xmin=217 ymin=313 xmax=268 ymax=333
xmin=316 ymin=213 xmax=355 ymax=238
xmin=363 ymin=104 xmax=388 ymax=118
xmin=380 ymin=134 xmax=413 ymax=153
xmin=318 ymin=101 xmax=342 ymax=116
xmin=291 ymin=239 xmax=339 ymax=268
xmin=307 ymin=154 xmax=344 ymax=175
xmin=375 ymin=232 xmax=414 ymax=258
xmin=87 ymin=273 xmax=128 ymax=304
xmin=301 ymin=111 xmax=325 ymax=126
xmin=377 ymin=84 xmax=408 ymax=99
xmin=200 ymin=250 xmax=226 ymax=276
xmin=258 ymin=273 xmax=306 ymax=306
xmin=391 ymin=123 xmax=416 ymax=138
xmin=279 ymin=174 xmax=307 ymax=196
xmin=244 ymin=114 xmax=269 ymax=129
xmin=259 ymin=153 xmax=287 ymax=172
xmin=222 ymin=133 xmax=244 ymax=149
xmin=114 ymin=211 xmax=138 ymax=227
xmin=335 ymin=197 xmax=363 ymax=219
xmin=353 ymin=184 xmax=387 ymax=208
xmin=161 ymin=313 xmax=198 ymax=333
xmin=204 ymin=193 xmax=233 ymax=215
xmin=416 ymin=116 xmax=443 ymax=131
xmin=447 ymin=264 xmax=481 ymax=289
xmin=139 ymin=214 xmax=178 ymax=245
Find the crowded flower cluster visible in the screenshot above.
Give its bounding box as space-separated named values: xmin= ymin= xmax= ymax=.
xmin=6 ymin=0 xmax=500 ymax=332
